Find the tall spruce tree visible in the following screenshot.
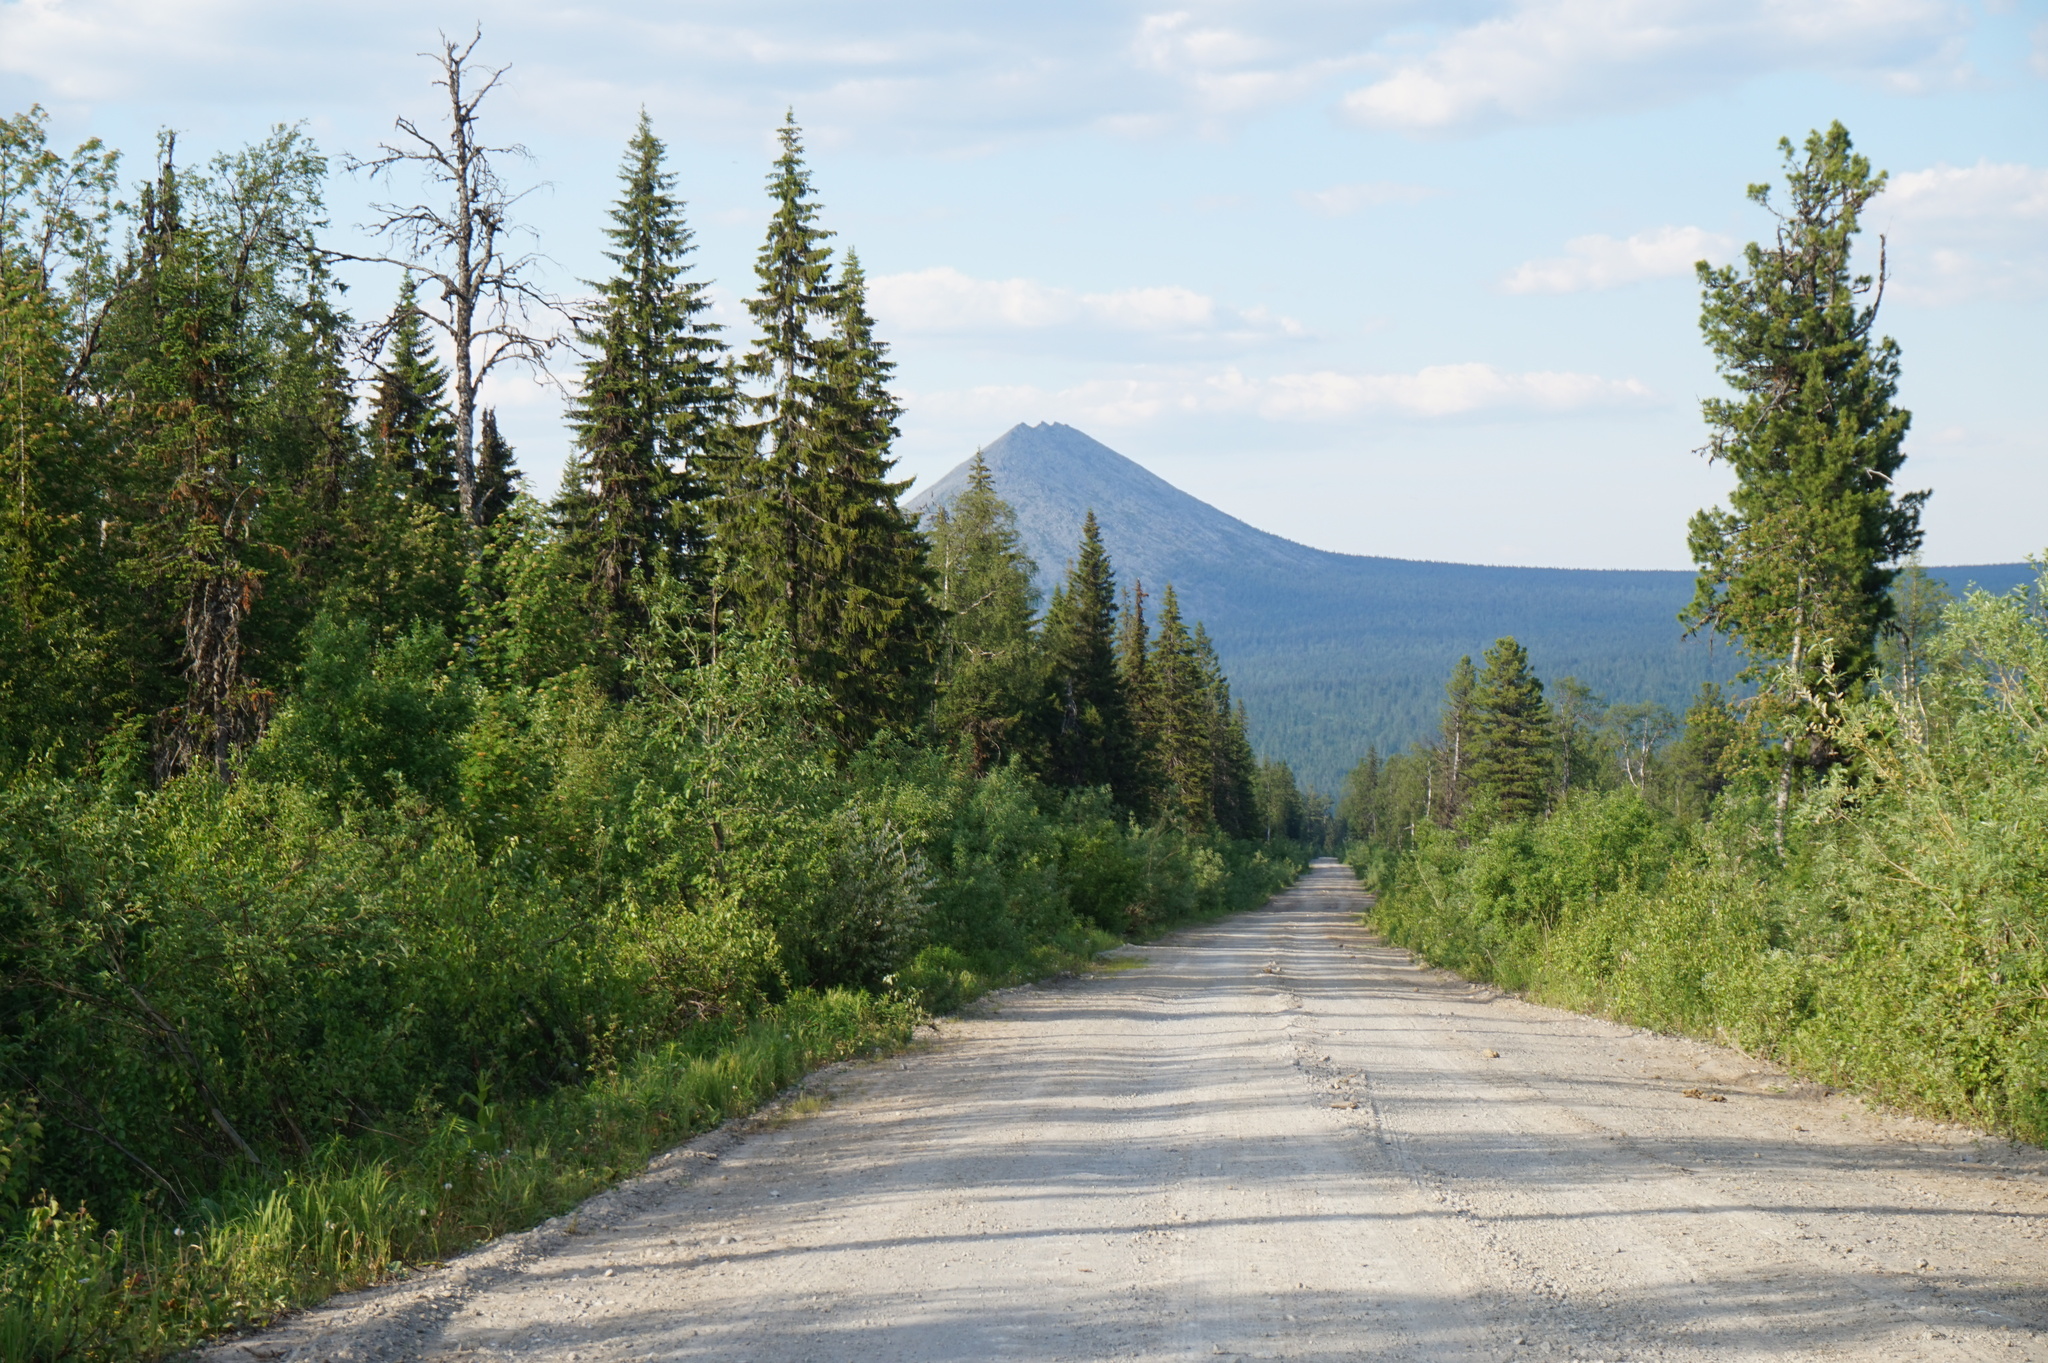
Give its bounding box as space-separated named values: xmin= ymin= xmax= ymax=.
xmin=803 ymin=251 xmax=939 ymax=742
xmin=1194 ymin=622 xmax=1256 ymax=837
xmin=928 ymin=453 xmax=1040 ymax=771
xmin=1116 ymin=578 xmax=1159 ymax=818
xmin=354 ymin=274 xmax=466 ymax=637
xmin=1146 ymin=585 xmax=1213 ymax=830
xmin=557 ymin=113 xmax=727 ymax=648
xmin=1682 ymin=122 xmax=1922 ymax=848
xmin=723 ymin=119 xmax=936 ymax=744
xmin=725 ymin=111 xmax=834 ymax=650
xmin=368 ymin=275 xmax=459 ymax=514
xmin=1468 ymin=636 xmax=1552 ymax=823
xmin=1042 ymin=510 xmax=1134 ymax=801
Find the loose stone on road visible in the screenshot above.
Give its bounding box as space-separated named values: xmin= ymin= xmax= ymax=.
xmin=212 ymin=860 xmax=2048 ymax=1362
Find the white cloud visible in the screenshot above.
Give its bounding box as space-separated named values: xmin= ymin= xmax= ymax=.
xmin=1886 ymin=160 xmax=2048 ymax=222
xmin=1501 ymin=225 xmax=1735 ymax=293
xmin=1881 ymin=160 xmax=2048 ymax=303
xmin=867 ymin=267 xmax=1303 ymax=343
xmin=909 ymin=362 xmax=1656 ymax=429
xmin=1342 ymin=0 xmax=1970 ymax=134
xmin=1295 ymin=181 xmax=1442 ymax=217
xmin=0 ymin=0 xmax=1992 ymax=149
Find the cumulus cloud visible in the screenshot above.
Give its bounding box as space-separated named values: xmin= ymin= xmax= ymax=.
xmin=1879 ymin=160 xmax=2048 ymax=303
xmin=1295 ymin=181 xmax=1442 ymax=217
xmin=1341 ymin=0 xmax=1970 ymax=134
xmin=1500 ymin=225 xmax=1735 ymax=293
xmin=867 ymin=267 xmax=1304 ymax=344
xmin=909 ymin=362 xmax=1656 ymax=429
xmin=0 ymin=0 xmax=1975 ymax=150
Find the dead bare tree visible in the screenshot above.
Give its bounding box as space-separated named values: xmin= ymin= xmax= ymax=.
xmin=340 ymin=28 xmax=559 ymax=526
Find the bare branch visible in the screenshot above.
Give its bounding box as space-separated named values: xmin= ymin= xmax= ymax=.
xmin=335 ymin=26 xmax=563 ymax=526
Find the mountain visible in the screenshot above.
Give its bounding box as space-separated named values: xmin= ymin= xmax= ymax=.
xmin=909 ymin=422 xmax=2032 ymax=796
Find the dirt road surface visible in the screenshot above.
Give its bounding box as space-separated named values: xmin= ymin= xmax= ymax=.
xmin=211 ymin=860 xmax=2048 ymax=1362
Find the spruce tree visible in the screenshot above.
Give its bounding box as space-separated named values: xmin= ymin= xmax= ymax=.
xmin=1194 ymin=622 xmax=1256 ymax=837
xmin=722 ymin=121 xmax=937 ymax=744
xmin=724 ymin=111 xmax=835 ymax=649
xmin=800 ymin=251 xmax=940 ymax=743
xmin=1468 ymin=636 xmax=1552 ymax=823
xmin=1041 ymin=510 xmax=1134 ymax=799
xmin=475 ymin=409 xmax=520 ymax=527
xmin=929 ymin=453 xmax=1040 ymax=771
xmin=1116 ymin=578 xmax=1159 ymax=818
xmin=1683 ymin=122 xmax=1922 ymax=846
xmin=368 ymin=275 xmax=459 ymax=514
xmin=1147 ymin=585 xmax=1214 ymax=830
xmin=557 ymin=112 xmax=727 ymax=642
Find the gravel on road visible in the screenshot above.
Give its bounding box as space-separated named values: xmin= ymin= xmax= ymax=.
xmin=207 ymin=859 xmax=2048 ymax=1362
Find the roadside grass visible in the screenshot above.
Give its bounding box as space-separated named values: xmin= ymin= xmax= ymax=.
xmin=0 ymin=989 xmax=915 ymax=1363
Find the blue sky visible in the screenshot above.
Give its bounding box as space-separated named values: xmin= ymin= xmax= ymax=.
xmin=3 ymin=0 xmax=2042 ymax=568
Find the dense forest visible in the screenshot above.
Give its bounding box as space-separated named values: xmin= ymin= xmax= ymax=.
xmin=1343 ymin=124 xmax=2048 ymax=1150
xmin=0 ymin=41 xmax=1305 ymax=1359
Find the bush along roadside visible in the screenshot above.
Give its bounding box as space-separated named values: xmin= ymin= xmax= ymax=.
xmin=0 ymin=653 xmax=1305 ymax=1360
xmin=0 ymin=991 xmax=912 ymax=1362
xmin=1351 ymin=574 xmax=2048 ymax=1145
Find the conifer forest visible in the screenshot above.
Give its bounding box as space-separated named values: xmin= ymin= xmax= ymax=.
xmin=0 ymin=30 xmax=2041 ymax=1362
xmin=0 ymin=42 xmax=1301 ymax=1357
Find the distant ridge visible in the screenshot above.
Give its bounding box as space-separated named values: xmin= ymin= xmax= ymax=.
xmin=911 ymin=422 xmax=2032 ymax=794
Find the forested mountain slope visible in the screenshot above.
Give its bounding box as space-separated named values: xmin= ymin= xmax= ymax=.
xmin=911 ymin=423 xmax=2031 ymax=793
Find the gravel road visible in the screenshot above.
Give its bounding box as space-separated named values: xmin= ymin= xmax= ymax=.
xmin=210 ymin=859 xmax=2048 ymax=1362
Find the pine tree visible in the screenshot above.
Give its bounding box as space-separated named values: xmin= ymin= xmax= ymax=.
xmin=928 ymin=453 xmax=1040 ymax=771
xmin=557 ymin=113 xmax=727 ymax=642
xmin=368 ymin=275 xmax=459 ymax=514
xmin=1147 ymin=585 xmax=1213 ymax=830
xmin=1468 ymin=636 xmax=1552 ymax=823
xmin=1683 ymin=122 xmax=1923 ymax=847
xmin=1041 ymin=510 xmax=1134 ymax=800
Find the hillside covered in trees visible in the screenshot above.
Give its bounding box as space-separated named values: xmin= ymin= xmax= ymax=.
xmin=0 ymin=46 xmax=1304 ymax=1360
xmin=1343 ymin=124 xmax=2048 ymax=1151
xmin=911 ymin=423 xmax=2030 ymax=798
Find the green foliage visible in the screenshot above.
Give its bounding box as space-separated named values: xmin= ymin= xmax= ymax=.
xmin=928 ymin=453 xmax=1042 ymax=771
xmin=1467 ymin=637 xmax=1551 ymax=825
xmin=1041 ymin=511 xmax=1135 ymax=800
xmin=1684 ymin=122 xmax=1924 ymax=844
xmin=0 ymin=104 xmax=1308 ymax=1363
xmin=1359 ymin=564 xmax=2048 ymax=1144
xmin=555 ymin=113 xmax=729 ymax=663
